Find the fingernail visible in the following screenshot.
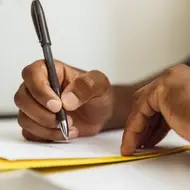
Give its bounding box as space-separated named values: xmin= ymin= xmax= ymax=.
xmin=46 ymin=99 xmax=61 ymax=113
xmin=61 ymin=92 xmax=79 ymax=110
xmin=69 ymin=127 xmax=79 ymax=139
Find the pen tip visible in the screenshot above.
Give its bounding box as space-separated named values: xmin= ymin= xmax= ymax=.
xmin=58 ymin=121 xmax=69 ymax=141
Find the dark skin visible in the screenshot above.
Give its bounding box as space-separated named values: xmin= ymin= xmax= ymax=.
xmin=14 ymin=60 xmax=113 ymax=141
xmin=14 ymin=60 xmax=190 ymax=155
xmin=121 ymin=63 xmax=190 ymax=155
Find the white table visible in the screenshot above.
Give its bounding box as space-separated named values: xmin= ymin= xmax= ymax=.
xmin=0 ymin=119 xmax=190 ymax=190
xmin=44 ymin=152 xmax=190 ymax=190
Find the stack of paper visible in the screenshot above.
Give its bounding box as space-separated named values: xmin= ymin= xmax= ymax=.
xmin=0 ymin=120 xmax=189 ymax=171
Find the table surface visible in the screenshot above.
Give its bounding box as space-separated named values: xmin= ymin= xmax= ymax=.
xmin=0 ymin=119 xmax=190 ymax=190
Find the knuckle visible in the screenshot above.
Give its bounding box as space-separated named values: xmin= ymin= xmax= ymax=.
xmin=82 ymin=75 xmax=96 ymax=89
xmin=14 ymin=91 xmax=21 ymax=107
xmin=132 ymin=93 xmax=139 ymax=102
xmin=91 ymin=70 xmax=110 ymax=86
xmin=157 ymin=73 xmax=172 ymax=94
xmin=156 ymin=82 xmax=165 ymax=95
xmin=90 ymin=70 xmax=111 ymax=93
xmin=156 ymin=64 xmax=189 ymax=97
xmin=17 ymin=110 xmax=25 ymax=128
xmin=75 ymin=70 xmax=111 ymax=97
xmin=164 ymin=64 xmax=185 ymax=77
xmin=21 ymin=60 xmax=45 ymax=81
xmin=22 ymin=65 xmax=33 ymax=80
xmin=133 ymin=89 xmax=142 ymax=101
xmin=91 ymin=70 xmax=108 ymax=79
xmin=14 ymin=85 xmax=24 ymax=108
xmin=75 ymin=76 xmax=95 ymax=96
xmin=164 ymin=68 xmax=174 ymax=78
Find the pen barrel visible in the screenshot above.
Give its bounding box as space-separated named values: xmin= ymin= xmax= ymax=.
xmin=42 ymin=45 xmax=61 ymax=96
xmin=56 ymin=108 xmax=67 ymax=121
xmin=43 ymin=45 xmax=68 ymax=125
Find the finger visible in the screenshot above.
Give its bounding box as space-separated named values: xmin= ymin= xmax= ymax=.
xmin=137 ymin=114 xmax=161 ymax=148
xmin=14 ymin=84 xmax=58 ymax=128
xmin=15 ymin=84 xmax=74 ymax=128
xmin=18 ymin=111 xmax=78 ymax=141
xmin=22 ymin=126 xmax=78 ymax=142
xmin=21 ymin=60 xmax=64 ymax=113
xmin=136 ymin=126 xmax=149 ymax=149
xmin=121 ymin=94 xmax=155 ymax=156
xmin=22 ymin=129 xmax=50 ymax=142
xmin=133 ymin=86 xmax=146 ymax=100
xmin=61 ymin=70 xmax=110 ymax=111
xmin=143 ymin=119 xmax=170 ymax=148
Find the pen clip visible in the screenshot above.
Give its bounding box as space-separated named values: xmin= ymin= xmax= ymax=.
xmin=31 ymin=0 xmax=51 ymax=46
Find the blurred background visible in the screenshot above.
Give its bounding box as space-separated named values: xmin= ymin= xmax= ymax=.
xmin=0 ymin=0 xmax=189 ymax=114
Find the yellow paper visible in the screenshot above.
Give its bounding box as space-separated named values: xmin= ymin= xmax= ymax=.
xmin=0 ymin=125 xmax=189 ymax=173
xmin=0 ymin=145 xmax=189 ymax=172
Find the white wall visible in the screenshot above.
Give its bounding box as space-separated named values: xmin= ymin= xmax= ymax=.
xmin=187 ymin=0 xmax=190 ymax=53
xmin=0 ymin=0 xmax=188 ymax=114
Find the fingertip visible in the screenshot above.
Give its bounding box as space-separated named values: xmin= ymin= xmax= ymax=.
xmin=120 ymin=144 xmax=135 ymax=156
xmin=61 ymin=92 xmax=80 ymax=111
xmin=121 ymin=131 xmax=138 ymax=156
xmin=120 ymin=144 xmax=127 ymax=156
xmin=69 ymin=127 xmax=79 ymax=140
xmin=46 ymin=99 xmax=62 ymax=113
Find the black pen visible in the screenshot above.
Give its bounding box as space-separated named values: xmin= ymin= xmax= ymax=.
xmin=31 ymin=0 xmax=69 ymax=140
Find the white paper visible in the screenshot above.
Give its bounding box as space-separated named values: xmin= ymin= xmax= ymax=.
xmin=0 ymin=119 xmax=189 ymax=160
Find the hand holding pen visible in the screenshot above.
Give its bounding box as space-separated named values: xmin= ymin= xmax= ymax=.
xmin=14 ymin=0 xmax=112 ymax=142
xmin=31 ymin=0 xmax=69 ymax=140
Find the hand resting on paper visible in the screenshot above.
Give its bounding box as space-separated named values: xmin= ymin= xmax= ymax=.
xmin=14 ymin=60 xmax=113 ymax=141
xmin=121 ymin=64 xmax=190 ymax=156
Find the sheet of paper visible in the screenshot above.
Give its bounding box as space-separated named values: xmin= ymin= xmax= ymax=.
xmin=0 ymin=119 xmax=189 ymax=161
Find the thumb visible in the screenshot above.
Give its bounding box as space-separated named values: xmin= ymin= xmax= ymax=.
xmin=61 ymin=70 xmax=110 ymax=111
xmin=21 ymin=60 xmax=63 ymax=113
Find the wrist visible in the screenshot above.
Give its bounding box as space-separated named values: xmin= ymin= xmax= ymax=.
xmin=102 ymin=84 xmax=137 ymax=131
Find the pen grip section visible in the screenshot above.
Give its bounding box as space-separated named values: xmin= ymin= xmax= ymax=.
xmin=56 ymin=108 xmax=67 ymax=122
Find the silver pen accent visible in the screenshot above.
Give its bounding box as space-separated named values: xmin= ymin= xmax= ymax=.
xmin=58 ymin=121 xmax=69 ymax=141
